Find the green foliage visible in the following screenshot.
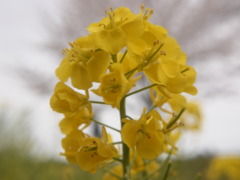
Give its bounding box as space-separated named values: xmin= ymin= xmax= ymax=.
xmin=0 ymin=148 xmax=103 ymax=180
xmin=0 ymin=147 xmax=214 ymax=180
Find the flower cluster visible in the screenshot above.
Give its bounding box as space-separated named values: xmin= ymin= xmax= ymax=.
xmin=50 ymin=5 xmax=199 ymax=179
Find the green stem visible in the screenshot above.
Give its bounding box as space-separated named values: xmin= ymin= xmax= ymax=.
xmin=112 ymin=54 xmax=117 ymax=63
xmin=120 ymin=50 xmax=128 ymax=63
xmin=124 ymin=43 xmax=164 ymax=79
xmin=125 ymin=67 xmax=138 ymax=78
xmin=125 ymin=115 xmax=133 ymax=120
xmin=112 ymin=141 xmax=123 ymax=145
xmin=143 ymin=166 xmax=161 ymax=180
xmin=162 ymin=162 xmax=172 ymax=180
xmin=113 ymin=157 xmax=123 ymax=163
xmin=91 ymin=119 xmax=120 ymax=132
xmin=120 ymin=97 xmax=130 ymax=180
xmin=89 ymin=100 xmax=107 ymax=105
xmin=167 ymin=108 xmax=185 ymax=129
xmin=125 ymin=84 xmax=158 ymax=98
xmin=181 ymin=67 xmax=189 ymax=73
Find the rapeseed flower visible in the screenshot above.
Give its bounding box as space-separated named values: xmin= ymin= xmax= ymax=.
xmin=76 ymin=127 xmax=118 ymax=173
xmin=121 ymin=109 xmax=165 ymax=159
xmin=92 ymin=63 xmax=140 ymax=108
xmin=56 ymin=36 xmax=111 ymax=90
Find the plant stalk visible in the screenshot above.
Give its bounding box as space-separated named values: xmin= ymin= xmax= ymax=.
xmin=120 ymin=97 xmax=130 ymax=180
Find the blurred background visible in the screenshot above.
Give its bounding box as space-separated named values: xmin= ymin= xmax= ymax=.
xmin=1 ymin=0 xmax=240 ymax=179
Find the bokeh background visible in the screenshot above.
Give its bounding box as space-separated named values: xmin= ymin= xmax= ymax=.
xmin=1 ymin=0 xmax=240 ymax=179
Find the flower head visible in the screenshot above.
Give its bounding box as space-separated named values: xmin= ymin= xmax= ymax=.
xmin=61 ymin=130 xmax=88 ymax=164
xmin=76 ymin=127 xmax=118 ymax=173
xmin=56 ymin=35 xmax=111 ymax=90
xmin=144 ymin=59 xmax=198 ymax=95
xmin=59 ymin=107 xmax=92 ymax=135
xmin=87 ymin=7 xmax=145 ymax=54
xmin=92 ymin=63 xmax=140 ymax=108
xmin=121 ymin=109 xmax=165 ymax=159
xmin=50 ymin=82 xmax=92 ymax=114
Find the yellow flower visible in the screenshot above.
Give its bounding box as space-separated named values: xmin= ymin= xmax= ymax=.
xmin=55 ymin=35 xmax=111 ymax=90
xmin=92 ymin=63 xmax=140 ymax=108
xmin=59 ymin=107 xmax=93 ymax=135
xmin=164 ymin=131 xmax=181 ymax=153
xmin=207 ymin=156 xmax=240 ymax=180
xmin=121 ymin=109 xmax=165 ymax=160
xmin=158 ymin=36 xmax=183 ymax=62
xmin=168 ymin=94 xmax=187 ymax=113
xmin=61 ymin=129 xmax=88 ymax=164
xmin=50 ymin=82 xmax=92 ymax=114
xmin=87 ymin=7 xmax=144 ymax=54
xmin=117 ymin=52 xmax=138 ymax=74
xmin=76 ymin=126 xmax=118 ymax=173
xmin=126 ymin=21 xmax=167 ymax=66
xmin=144 ymin=59 xmax=198 ymax=95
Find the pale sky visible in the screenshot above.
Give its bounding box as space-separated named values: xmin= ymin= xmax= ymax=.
xmin=0 ymin=0 xmax=240 ymax=159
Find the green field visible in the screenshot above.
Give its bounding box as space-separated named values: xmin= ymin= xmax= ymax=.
xmin=0 ymin=146 xmax=213 ymax=180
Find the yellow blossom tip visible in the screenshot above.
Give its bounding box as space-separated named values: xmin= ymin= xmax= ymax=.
xmin=105 ymin=7 xmax=115 ymax=17
xmin=141 ymin=6 xmax=154 ymax=20
xmin=140 ymin=4 xmax=145 ymax=12
xmin=153 ymin=40 xmax=159 ymax=46
xmin=68 ymin=42 xmax=74 ymax=48
xmin=62 ymin=49 xmax=68 ymax=55
xmin=160 ymin=50 xmax=167 ymax=55
xmin=142 ymin=107 xmax=147 ymax=114
xmin=150 ymin=9 xmax=154 ymax=15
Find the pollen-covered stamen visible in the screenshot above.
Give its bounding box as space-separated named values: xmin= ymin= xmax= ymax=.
xmin=99 ymin=23 xmax=106 ymax=28
xmin=84 ymin=145 xmax=98 ymax=152
xmin=146 ymin=115 xmax=153 ymax=125
xmin=140 ymin=4 xmax=145 ymax=13
xmin=62 ymin=48 xmax=69 ymax=55
xmin=68 ymin=42 xmax=74 ymax=48
xmin=102 ymin=85 xmax=121 ymax=93
xmin=164 ymin=122 xmax=184 ymax=134
xmin=146 ymin=41 xmax=159 ymax=60
xmin=67 ymin=48 xmax=90 ymax=64
xmin=92 ymin=140 xmax=97 ymax=145
xmin=160 ymin=50 xmax=167 ymax=56
xmin=153 ymin=40 xmax=160 ymax=46
xmin=140 ymin=5 xmax=154 ymax=21
xmin=181 ymin=67 xmax=190 ymax=73
xmin=138 ymin=125 xmax=151 ymax=139
xmin=109 ymin=77 xmax=116 ymax=82
xmin=91 ymin=151 xmax=98 ymax=158
xmin=105 ymin=7 xmax=115 ymax=28
xmin=138 ymin=42 xmax=164 ymax=70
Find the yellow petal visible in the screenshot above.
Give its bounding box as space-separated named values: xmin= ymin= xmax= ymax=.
xmin=87 ymin=51 xmax=111 ymax=82
xmin=55 ymin=58 xmax=73 ymax=82
xmin=121 ymin=121 xmax=139 ymax=149
xmin=71 ymin=64 xmax=92 ymax=90
xmin=121 ymin=14 xmax=144 ymax=39
xmin=95 ymin=27 xmax=126 ymax=54
xmin=136 ymin=132 xmax=165 ymax=160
